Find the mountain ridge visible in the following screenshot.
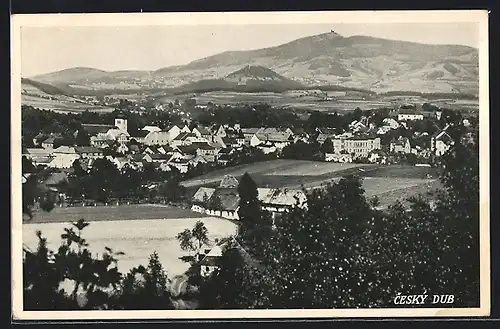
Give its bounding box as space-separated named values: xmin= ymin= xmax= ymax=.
xmin=28 ymin=31 xmax=479 ymax=95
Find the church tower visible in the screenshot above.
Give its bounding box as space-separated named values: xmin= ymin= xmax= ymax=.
xmin=115 ymin=116 xmax=128 ymax=132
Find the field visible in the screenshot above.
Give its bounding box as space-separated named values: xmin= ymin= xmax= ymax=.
xmin=182 ymin=160 xmax=442 ymax=208
xmin=157 ymin=91 xmax=478 ymax=112
xmin=23 ymin=217 xmax=238 ymax=277
xmin=23 ymin=204 xmax=205 ymax=223
xmin=21 ymin=94 xmax=115 ymax=113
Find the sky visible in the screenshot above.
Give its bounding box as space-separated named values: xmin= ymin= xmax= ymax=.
xmin=20 ymin=22 xmax=479 ymax=78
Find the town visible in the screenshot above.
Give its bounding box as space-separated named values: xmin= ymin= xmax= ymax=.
xmin=22 ymin=98 xmax=476 ymax=222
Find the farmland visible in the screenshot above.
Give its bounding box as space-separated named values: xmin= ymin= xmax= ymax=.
xmin=21 ymin=94 xmax=115 ymax=113
xmin=157 ymin=91 xmax=479 ymax=112
xmin=23 ymin=217 xmax=238 ymax=277
xmin=181 ymin=160 xmax=442 ymax=208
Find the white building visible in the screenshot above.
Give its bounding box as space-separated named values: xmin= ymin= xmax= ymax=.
xmin=397 ymin=111 xmax=424 ymax=121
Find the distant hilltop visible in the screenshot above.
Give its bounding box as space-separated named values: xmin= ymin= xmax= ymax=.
xmin=28 ymin=31 xmax=479 ymax=95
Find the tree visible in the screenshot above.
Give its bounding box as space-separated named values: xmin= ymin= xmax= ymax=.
xmin=23 ymin=219 xmax=123 ymax=310
xmin=118 ymin=252 xmax=174 ymax=310
xmin=197 ymin=243 xmax=264 ymax=309
xmin=320 ymin=138 xmax=334 ymax=154
xmin=353 ymin=107 xmax=363 ymax=122
xmin=22 ymin=156 xmax=36 ymax=173
xmin=237 ymin=172 xmax=273 ymax=260
xmin=262 ymin=176 xmax=375 ymax=308
xmin=75 ymin=129 xmax=91 ymax=146
xmin=176 ymin=221 xmax=210 ymax=263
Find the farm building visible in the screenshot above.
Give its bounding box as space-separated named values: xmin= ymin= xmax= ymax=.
xmin=190 ymin=175 xmax=307 ymax=220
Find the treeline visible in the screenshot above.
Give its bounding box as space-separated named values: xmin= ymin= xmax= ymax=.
xmin=380 ymin=90 xmax=478 ymax=100
xmin=196 ymin=103 xmax=303 ymax=129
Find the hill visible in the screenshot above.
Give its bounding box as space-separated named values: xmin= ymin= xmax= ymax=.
xmin=28 ymin=31 xmax=479 ymax=95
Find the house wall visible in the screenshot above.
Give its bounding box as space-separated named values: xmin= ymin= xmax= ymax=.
xmin=201 ymin=265 xmax=218 ymax=278
xmin=398 ymin=114 xmax=424 ymax=121
xmin=435 ymin=140 xmax=450 ymax=156
xmin=48 ymin=154 xmax=80 ymax=169
xmin=144 ymin=131 xmax=171 ymax=146
xmin=250 ymin=135 xmax=263 ymax=147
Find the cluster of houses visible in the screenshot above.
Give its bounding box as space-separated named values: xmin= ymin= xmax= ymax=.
xmin=190 ymin=175 xmax=308 ymax=221
xmin=24 ymin=105 xmax=460 ymax=174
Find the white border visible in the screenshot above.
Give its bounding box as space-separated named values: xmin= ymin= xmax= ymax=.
xmin=11 ymin=10 xmax=490 ymax=320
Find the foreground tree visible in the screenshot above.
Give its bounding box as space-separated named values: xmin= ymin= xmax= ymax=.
xmin=237 ymin=172 xmax=273 ymax=260
xmin=24 ymin=220 xmax=175 ymax=310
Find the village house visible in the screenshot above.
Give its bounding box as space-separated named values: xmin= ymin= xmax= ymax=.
xmin=85 ymin=116 xmax=130 ymax=145
xmin=191 ymin=175 xmax=308 ymax=221
xmin=368 ymin=151 xmax=388 ymax=164
xmin=198 ymin=241 xmax=226 ymax=277
xmin=192 ymin=126 xmax=214 ymax=142
xmin=24 ymin=148 xmax=54 ymax=164
xmin=325 ymin=152 xmax=353 ymax=163
xmin=316 ymin=133 xmax=337 ymax=145
xmin=382 ymin=117 xmax=401 ymax=129
xmin=75 ymin=146 xmax=104 ymax=159
xmin=47 ymin=146 xmax=80 ymax=169
xmin=397 ymin=109 xmax=424 ymax=121
xmin=390 ymin=137 xmax=412 ymax=154
xmin=349 ymin=120 xmax=368 ymax=133
xmin=33 ymin=133 xmax=61 ymax=147
xmin=157 ymin=162 xmax=171 ymax=172
xmin=250 ymin=128 xmax=294 ymax=150
xmin=197 ymin=237 xmax=256 ymax=278
xmin=143 ymin=131 xmax=172 ymax=146
xmin=167 ymin=157 xmax=192 ymax=174
xmin=41 ymin=136 xmax=59 ymax=149
xmin=195 ymin=143 xmax=221 ymax=162
xmin=376 ymin=126 xmax=392 ymax=135
xmin=142 ymin=125 xmax=162 ymax=133
xmin=241 ymin=128 xmax=261 ymax=144
xmin=257 ymin=187 xmax=308 ymax=220
xmin=116 ymin=143 xmax=129 ymax=154
xmin=170 ymin=132 xmax=198 ymax=147
xmin=431 ymin=127 xmax=454 ymax=157
xmin=256 ymin=141 xmax=278 ymax=154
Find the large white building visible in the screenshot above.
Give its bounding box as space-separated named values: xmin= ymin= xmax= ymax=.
xmin=332 ymin=136 xmax=381 ymax=159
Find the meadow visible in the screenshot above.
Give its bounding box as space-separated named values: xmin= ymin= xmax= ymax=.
xmin=22 ymin=217 xmax=238 ymax=277
xmin=21 ymin=94 xmax=114 ymax=113
xmin=182 ymin=160 xmax=442 ymax=208
xmin=23 ymin=204 xmax=205 ymax=223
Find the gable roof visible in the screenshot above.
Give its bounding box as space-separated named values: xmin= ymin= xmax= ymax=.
xmin=53 ymin=146 xmax=77 ymax=154
xmin=241 ymin=127 xmax=261 ymax=135
xmin=173 ymin=132 xmax=192 ymax=141
xmin=75 ymin=146 xmax=103 ymax=154
xmin=82 ymin=123 xmax=117 ymax=135
xmin=192 ymin=187 xmax=216 ymax=203
xmin=212 ymin=188 xmax=240 ymax=211
xmin=195 ymin=126 xmax=211 ymax=135
xmin=257 ymin=188 xmax=307 ymax=207
xmin=129 ymin=130 xmax=150 ymax=138
xmin=219 ymin=175 xmax=239 ymax=188
xmin=435 ymin=131 xmax=453 ymax=143
xmin=149 ymin=153 xmax=171 ymax=161
xmin=26 ymin=148 xmax=54 ymax=157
